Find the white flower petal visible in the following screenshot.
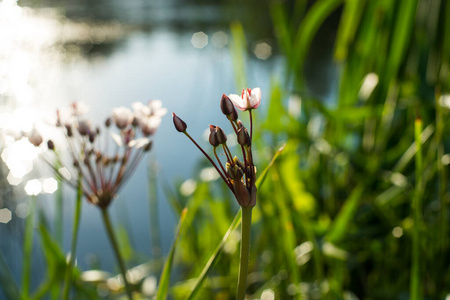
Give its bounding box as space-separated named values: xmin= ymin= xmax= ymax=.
xmin=250 ymin=87 xmax=261 ymax=108
xmin=111 ymin=132 xmax=123 ymax=147
xmin=128 ymin=137 xmax=150 ymax=148
xmin=228 ymin=94 xmax=246 ymax=111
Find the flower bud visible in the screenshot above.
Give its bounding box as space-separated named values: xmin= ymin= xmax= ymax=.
xmin=209 ymin=125 xmax=220 ymax=147
xmin=28 ymin=130 xmax=43 ymax=147
xmin=237 ymin=127 xmax=251 ymax=146
xmin=144 ymin=140 xmax=153 ymax=152
xmin=172 ymin=113 xmax=187 ymax=132
xmin=216 ymin=126 xmax=227 ymax=144
xmin=105 ymin=117 xmax=111 ymax=127
xmin=47 ymin=140 xmax=55 ymax=150
xmin=220 ymin=94 xmax=232 ymax=114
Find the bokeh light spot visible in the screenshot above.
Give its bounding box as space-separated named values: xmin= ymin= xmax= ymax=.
xmin=211 ymin=31 xmax=228 ymax=48
xmin=24 ymin=179 xmax=42 ymax=195
xmin=0 ymin=208 xmax=12 ymax=224
xmin=180 ymin=179 xmax=197 ymax=196
xmin=7 ymin=172 xmax=22 ymax=185
xmin=392 ymin=226 xmax=403 ymax=238
xmin=43 ymin=177 xmax=58 ymax=194
xmin=253 ymin=42 xmax=272 ymax=60
xmin=15 ymin=203 xmax=29 ymax=218
xmin=260 ymin=289 xmax=275 ymax=300
xmin=191 ymin=31 xmax=208 ymax=49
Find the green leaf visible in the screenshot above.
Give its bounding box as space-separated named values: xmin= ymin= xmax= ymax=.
xmin=156 ymin=208 xmax=188 ymax=300
xmin=230 ymin=22 xmax=247 ymax=90
xmin=326 ymin=185 xmax=364 ymax=243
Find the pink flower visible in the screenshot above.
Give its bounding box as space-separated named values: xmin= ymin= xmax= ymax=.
xmin=228 ymin=87 xmax=261 ymax=111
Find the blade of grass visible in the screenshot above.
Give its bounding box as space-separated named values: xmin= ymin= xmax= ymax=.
xmin=22 ymin=195 xmax=37 ymax=300
xmin=156 ymin=208 xmax=188 ymax=300
xmin=291 ymin=0 xmax=342 ymax=84
xmin=185 ymin=146 xmax=285 ymax=299
xmin=326 ymin=184 xmax=364 ymax=243
xmin=62 ymin=175 xmax=83 ymax=300
xmin=334 ymin=0 xmax=366 ymax=61
xmin=410 ymin=117 xmax=423 ymax=300
xmin=148 ymin=159 xmax=162 ymax=261
xmin=0 ymin=251 xmax=20 ymax=300
xmin=230 ymin=22 xmax=247 ymax=90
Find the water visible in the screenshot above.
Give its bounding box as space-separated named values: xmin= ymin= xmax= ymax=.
xmin=0 ymin=0 xmax=282 ymax=289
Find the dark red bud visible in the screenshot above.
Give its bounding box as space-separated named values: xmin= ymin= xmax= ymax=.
xmin=216 ymin=126 xmax=227 ymax=144
xmin=220 ymin=94 xmax=233 ymax=115
xmin=209 ymin=125 xmax=220 ymax=147
xmin=172 ymin=113 xmax=187 ymax=132
xmin=105 ymin=118 xmax=111 ymax=127
xmin=47 ymin=140 xmax=55 ymax=150
xmin=220 ymin=94 xmax=238 ymax=121
xmin=237 ymin=127 xmax=251 ymax=146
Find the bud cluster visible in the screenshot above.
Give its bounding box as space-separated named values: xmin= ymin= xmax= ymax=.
xmin=173 ymin=88 xmax=261 ymax=207
xmin=31 ymin=100 xmax=166 ymax=208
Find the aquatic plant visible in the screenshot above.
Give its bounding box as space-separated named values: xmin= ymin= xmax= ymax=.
xmin=173 ymin=88 xmax=260 ymax=299
xmin=36 ymin=100 xmax=166 ymax=299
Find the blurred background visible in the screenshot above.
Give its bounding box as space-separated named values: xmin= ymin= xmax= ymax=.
xmin=0 ymin=0 xmax=449 ymax=299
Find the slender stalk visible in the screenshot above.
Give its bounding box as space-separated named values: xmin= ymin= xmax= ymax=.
xmin=62 ymin=176 xmax=83 ymax=300
xmin=237 ymin=206 xmax=252 ymax=300
xmin=183 ymin=131 xmax=232 ymax=189
xmin=249 ymin=110 xmax=253 ymax=140
xmin=148 ymin=160 xmax=162 ymax=261
xmin=55 ymin=166 xmax=64 ymax=246
xmin=101 ymin=207 xmax=134 ymax=300
xmin=22 ymin=195 xmax=37 ymax=300
xmin=411 ymin=117 xmax=423 ymax=300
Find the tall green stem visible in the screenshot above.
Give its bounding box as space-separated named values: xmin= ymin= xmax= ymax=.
xmin=62 ymin=176 xmax=83 ymax=300
xmin=101 ymin=208 xmax=134 ymax=300
xmin=22 ymin=195 xmax=37 ymax=300
xmin=237 ymin=206 xmax=252 ymax=300
xmin=411 ymin=117 xmax=423 ymax=300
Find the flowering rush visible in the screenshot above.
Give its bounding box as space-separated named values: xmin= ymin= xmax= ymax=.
xmin=172 ymin=87 xmax=261 ymax=207
xmin=33 ymin=100 xmax=166 ymax=208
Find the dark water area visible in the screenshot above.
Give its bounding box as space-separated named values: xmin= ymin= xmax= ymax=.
xmin=0 ymin=0 xmax=340 ymax=295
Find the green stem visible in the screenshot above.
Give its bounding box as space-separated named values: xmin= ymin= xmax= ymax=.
xmin=101 ymin=207 xmax=134 ymax=300
xmin=411 ymin=117 xmax=423 ymax=300
xmin=62 ymin=176 xmax=83 ymax=300
xmin=22 ymin=195 xmax=37 ymax=300
xmin=237 ymin=206 xmax=252 ymax=300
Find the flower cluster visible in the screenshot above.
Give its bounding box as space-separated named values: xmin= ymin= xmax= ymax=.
xmin=173 ymin=88 xmax=261 ymax=207
xmin=33 ymin=101 xmax=166 ymax=208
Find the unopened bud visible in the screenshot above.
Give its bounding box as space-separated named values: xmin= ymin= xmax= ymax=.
xmin=65 ymin=125 xmax=73 ymax=137
xmin=144 ymin=140 xmax=153 ymax=152
xmin=105 ymin=118 xmax=111 ymax=127
xmin=47 ymin=140 xmax=55 ymax=150
xmin=216 ymin=126 xmax=227 ymax=144
xmin=172 ymin=113 xmax=187 ymax=132
xmin=88 ymin=131 xmax=96 ymax=143
xmin=28 ymin=130 xmax=43 ymax=147
xmin=220 ymin=94 xmax=234 ymax=115
xmin=237 ymin=127 xmax=251 ymax=146
xmin=209 ymin=125 xmax=220 ymax=147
